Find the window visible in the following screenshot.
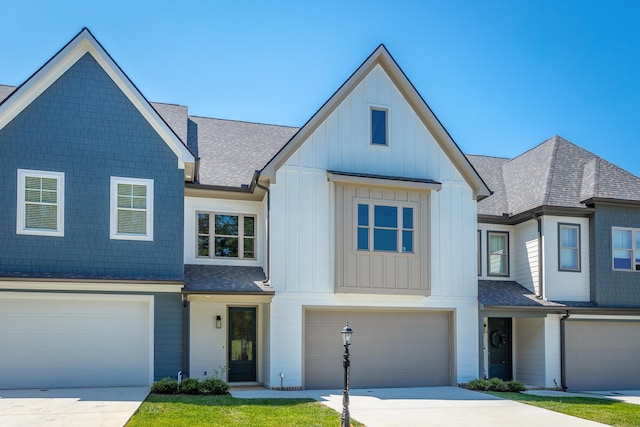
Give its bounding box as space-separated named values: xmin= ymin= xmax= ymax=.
xmin=17 ymin=169 xmax=65 ymax=236
xmin=110 ymin=177 xmax=153 ymax=241
xmin=558 ymin=223 xmax=580 ymax=271
xmin=612 ymin=227 xmax=640 ymax=271
xmin=370 ymin=107 xmax=388 ymax=146
xmin=197 ymin=213 xmax=256 ymax=259
xmin=487 ymin=231 xmax=509 ymax=276
xmin=356 ymin=203 xmax=413 ymax=253
xmin=478 ymin=230 xmax=482 ymax=276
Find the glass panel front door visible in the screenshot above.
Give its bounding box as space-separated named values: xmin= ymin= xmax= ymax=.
xmin=228 ymin=307 xmax=257 ymax=382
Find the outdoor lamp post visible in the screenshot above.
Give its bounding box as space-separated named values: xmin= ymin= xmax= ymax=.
xmin=340 ymin=323 xmax=353 ymax=427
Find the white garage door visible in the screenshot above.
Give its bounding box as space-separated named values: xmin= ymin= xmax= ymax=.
xmin=305 ymin=310 xmax=451 ymax=389
xmin=565 ymin=320 xmax=640 ymax=390
xmin=0 ymin=292 xmax=152 ymax=389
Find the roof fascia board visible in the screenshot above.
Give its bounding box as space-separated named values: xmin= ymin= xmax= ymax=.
xmin=478 ymin=205 xmax=596 ymax=225
xmin=261 ymin=45 xmax=490 ymax=200
xmin=482 ymin=304 xmax=640 ymax=316
xmin=583 ymin=197 xmax=640 ymax=208
xmin=185 ymin=184 xmax=266 ymax=201
xmin=0 ymin=28 xmax=194 ymax=170
xmin=327 ymin=171 xmax=442 ymax=192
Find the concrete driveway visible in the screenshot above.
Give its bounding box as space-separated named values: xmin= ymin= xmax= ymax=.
xmin=303 ymin=387 xmax=609 ymax=427
xmin=0 ymin=387 xmax=149 ymax=427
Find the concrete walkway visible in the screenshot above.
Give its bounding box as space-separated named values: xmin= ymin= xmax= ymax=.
xmin=0 ymin=387 xmax=149 ymax=427
xmin=232 ymin=386 xmax=608 ymax=427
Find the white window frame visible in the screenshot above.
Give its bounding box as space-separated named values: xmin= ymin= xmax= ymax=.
xmin=369 ymin=105 xmax=389 ymax=147
xmin=16 ymin=169 xmax=65 ymax=237
xmin=558 ymin=223 xmax=581 ymax=272
xmin=355 ymin=201 xmax=415 ymax=255
xmin=110 ymin=177 xmax=154 ymax=241
xmin=612 ymin=226 xmax=640 ymax=271
xmin=196 ymin=212 xmax=256 ymax=260
xmin=487 ymin=230 xmax=509 ymax=276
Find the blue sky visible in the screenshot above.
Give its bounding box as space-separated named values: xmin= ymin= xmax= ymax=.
xmin=2 ymin=1 xmax=639 ymax=175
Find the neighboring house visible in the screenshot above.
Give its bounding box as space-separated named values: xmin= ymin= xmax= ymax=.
xmin=0 ymin=29 xmax=195 ymax=389
xmin=470 ymin=136 xmax=640 ymax=391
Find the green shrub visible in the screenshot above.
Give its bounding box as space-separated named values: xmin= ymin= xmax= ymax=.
xmin=151 ymin=377 xmax=178 ymax=394
xmin=467 ymin=378 xmax=491 ymax=391
xmin=202 ymin=377 xmax=230 ymax=395
xmin=489 ymin=377 xmax=509 ymax=391
xmin=506 ymin=380 xmax=526 ymax=392
xmin=179 ymin=377 xmax=203 ymax=394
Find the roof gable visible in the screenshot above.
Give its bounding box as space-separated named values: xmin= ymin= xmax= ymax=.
xmin=260 ymin=44 xmax=490 ymax=200
xmin=0 ymin=28 xmax=194 ymax=173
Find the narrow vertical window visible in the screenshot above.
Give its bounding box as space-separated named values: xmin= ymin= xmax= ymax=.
xmin=371 ymin=108 xmax=388 ymax=146
xmin=110 ymin=177 xmax=153 ymax=241
xmin=478 ymin=230 xmax=482 ymax=276
xmin=558 ymin=223 xmax=580 ymax=271
xmin=402 ymin=207 xmax=413 ymax=253
xmin=17 ymin=169 xmax=65 ymax=236
xmin=357 ymin=204 xmax=369 ymax=250
xmin=488 ymin=231 xmax=509 ymax=276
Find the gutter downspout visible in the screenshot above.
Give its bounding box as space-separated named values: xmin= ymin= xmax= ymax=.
xmin=534 ymin=214 xmax=544 ymax=298
xmin=255 ymin=181 xmax=271 ymax=285
xmin=560 ymin=310 xmax=571 ymax=391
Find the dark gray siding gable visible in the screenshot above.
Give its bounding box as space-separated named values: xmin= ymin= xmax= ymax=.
xmin=0 ymin=53 xmax=184 ymax=279
xmin=592 ymin=204 xmax=640 ymax=306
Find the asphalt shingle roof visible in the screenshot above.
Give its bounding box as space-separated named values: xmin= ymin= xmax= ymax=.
xmin=190 ymin=117 xmax=298 ymax=188
xmin=183 ymin=264 xmax=274 ymax=294
xmin=479 ymin=280 xmax=597 ymax=308
xmin=470 ymin=136 xmax=640 ymax=218
xmin=151 ymin=102 xmax=189 ymax=144
xmin=0 ymin=84 xmax=15 ymax=103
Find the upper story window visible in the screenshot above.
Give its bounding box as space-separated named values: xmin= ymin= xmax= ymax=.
xmin=370 ymin=107 xmax=388 ymax=146
xmin=487 ymin=231 xmax=509 ymax=276
xmin=356 ymin=203 xmax=413 ymax=253
xmin=559 ymin=223 xmax=580 ymax=271
xmin=197 ymin=212 xmax=256 ymax=259
xmin=110 ymin=177 xmax=154 ymax=241
xmin=478 ymin=230 xmax=482 ymax=276
xmin=16 ymin=169 xmax=65 ymax=237
xmin=612 ymin=227 xmax=640 ymax=271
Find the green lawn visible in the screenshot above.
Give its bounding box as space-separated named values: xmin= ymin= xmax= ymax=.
xmin=487 ymin=391 xmax=640 ymax=427
xmin=126 ymin=394 xmax=364 ymax=427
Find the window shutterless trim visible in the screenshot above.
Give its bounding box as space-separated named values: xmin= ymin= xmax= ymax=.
xmin=487 ymin=230 xmax=509 ymax=277
xmin=196 ymin=211 xmax=257 ymax=260
xmin=612 ymin=226 xmax=640 ymax=271
xmin=109 ymin=177 xmax=154 ymax=241
xmin=558 ymin=223 xmax=581 ymax=272
xmin=369 ymin=105 xmax=389 ymax=147
xmin=16 ymin=169 xmax=65 ymax=237
xmin=354 ymin=200 xmax=416 ymax=255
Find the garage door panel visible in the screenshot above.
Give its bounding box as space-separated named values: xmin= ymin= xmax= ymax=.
xmin=305 ymin=310 xmax=450 ymax=389
xmin=566 ymin=321 xmax=640 ymax=390
xmin=0 ymin=293 xmax=152 ymax=389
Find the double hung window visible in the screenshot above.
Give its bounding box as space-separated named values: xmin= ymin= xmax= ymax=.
xmin=198 ymin=213 xmax=256 ymax=259
xmin=487 ymin=231 xmax=509 ymax=276
xmin=612 ymin=227 xmax=640 ymax=271
xmin=110 ymin=177 xmax=154 ymax=241
xmin=558 ymin=223 xmax=580 ymax=271
xmin=17 ymin=169 xmax=65 ymax=236
xmin=356 ymin=203 xmax=414 ymax=253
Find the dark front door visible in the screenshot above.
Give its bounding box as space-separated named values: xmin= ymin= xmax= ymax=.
xmin=488 ymin=317 xmax=512 ymax=381
xmin=228 ymin=307 xmax=257 ymax=382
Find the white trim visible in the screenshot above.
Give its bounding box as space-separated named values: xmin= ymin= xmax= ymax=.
xmin=16 ymin=169 xmax=65 ymax=237
xmin=0 ymin=29 xmax=194 ymax=170
xmin=0 ymin=280 xmax=183 ymax=293
xmin=327 ymin=172 xmax=441 ymax=192
xmin=110 ymin=176 xmax=154 ymax=241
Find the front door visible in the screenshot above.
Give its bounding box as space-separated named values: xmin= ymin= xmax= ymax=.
xmin=488 ymin=317 xmax=512 ymax=381
xmin=228 ymin=307 xmax=257 ymax=382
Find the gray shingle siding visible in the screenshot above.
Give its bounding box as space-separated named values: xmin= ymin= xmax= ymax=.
xmin=592 ymin=204 xmax=640 ymax=306
xmin=153 ymin=292 xmax=184 ymax=380
xmin=0 ymin=53 xmax=184 ymax=279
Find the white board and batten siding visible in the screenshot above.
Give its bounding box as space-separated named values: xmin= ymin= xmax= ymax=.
xmin=270 ymin=64 xmax=479 ymax=299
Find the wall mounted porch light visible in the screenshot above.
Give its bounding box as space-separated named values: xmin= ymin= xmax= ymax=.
xmin=215 ymin=315 xmax=222 ymax=329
